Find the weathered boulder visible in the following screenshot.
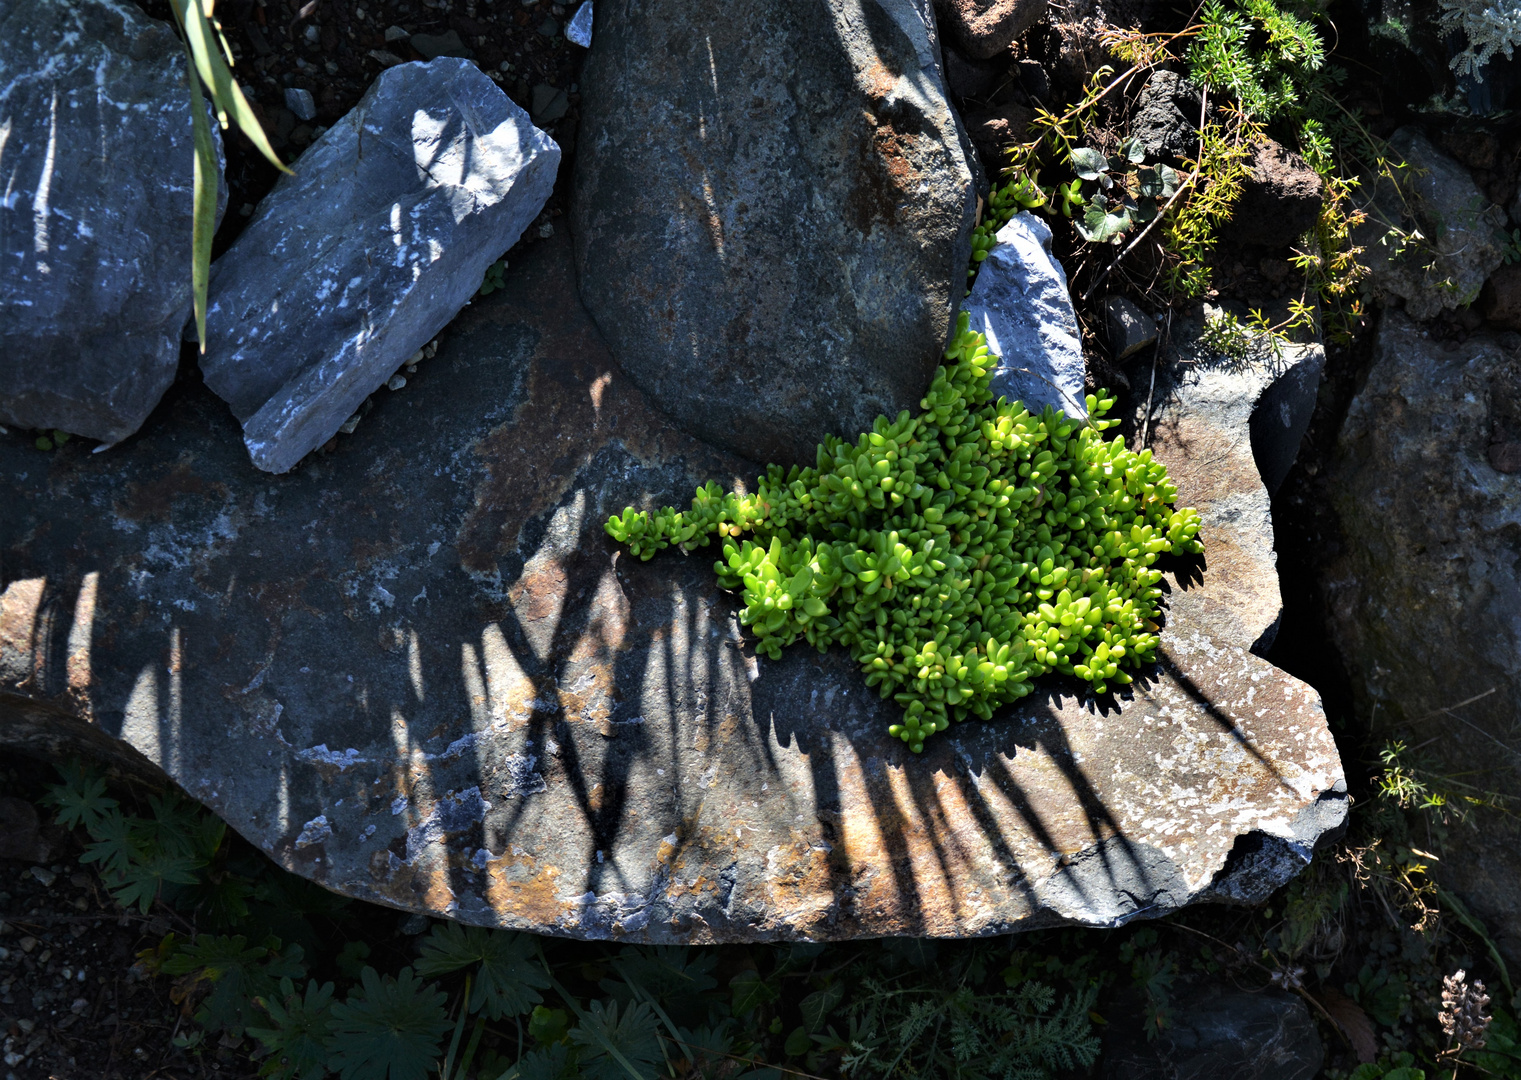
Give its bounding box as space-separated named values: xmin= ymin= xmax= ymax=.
xmin=963 ymin=213 xmax=1087 ymax=418
xmin=1323 ymin=311 xmax=1521 ymax=965
xmin=1225 ymin=138 xmax=1324 ymax=249
xmin=964 ymin=100 xmax=1036 ymax=173
xmin=1102 ymin=983 xmax=1323 ymax=1080
xmin=200 ymin=58 xmax=559 ymax=474
xmin=571 ymin=0 xmax=977 ymax=467
xmin=1358 ymin=127 xmax=1507 ymax=320
xmin=0 ymin=234 xmax=1343 ymax=940
xmin=932 ymin=0 xmax=1048 ymax=61
xmin=0 ymin=0 xmax=226 ymax=446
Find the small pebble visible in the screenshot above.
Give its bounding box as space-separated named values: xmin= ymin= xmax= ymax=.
xmin=28 ymin=867 xmax=54 ymax=887
xmin=406 ymin=364 xmax=418 ymax=374
xmin=538 ymin=221 xmax=554 ymax=239
xmin=338 ymin=413 xmax=362 ymax=435
xmin=387 ymin=374 xmax=407 ymax=391
xmin=69 ymin=997 xmax=87 ymax=1014
xmin=17 ymin=939 xmax=35 ymax=955
xmin=385 ymin=24 xmax=410 ymax=40
xmin=16 ymin=1019 xmax=33 ymax=1034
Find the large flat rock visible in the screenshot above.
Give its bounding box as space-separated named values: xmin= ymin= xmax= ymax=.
xmin=0 ymin=237 xmax=1344 ymax=940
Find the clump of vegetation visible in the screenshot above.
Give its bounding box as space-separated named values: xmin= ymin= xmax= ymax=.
xmin=29 ymin=749 xmax=1521 ymax=1080
xmin=605 ymin=314 xmax=1202 ymax=751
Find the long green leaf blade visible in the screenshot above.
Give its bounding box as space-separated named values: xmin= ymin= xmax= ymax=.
xmin=175 ymin=0 xmax=290 ymax=175
xmin=185 ymin=47 xmax=218 ymax=353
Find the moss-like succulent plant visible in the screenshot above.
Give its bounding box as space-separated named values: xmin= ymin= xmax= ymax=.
xmin=605 ymin=314 xmax=1203 ymax=751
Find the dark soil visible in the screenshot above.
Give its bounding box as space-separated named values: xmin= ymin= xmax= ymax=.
xmin=0 ymin=764 xmax=260 ymax=1080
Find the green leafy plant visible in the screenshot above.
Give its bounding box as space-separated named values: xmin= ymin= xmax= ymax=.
xmin=249 ymin=978 xmax=338 ymax=1080
xmin=161 ymin=934 xmax=308 ymax=1038
xmin=478 ymin=259 xmax=509 ymax=295
xmin=326 ymin=967 xmax=452 ymax=1080
xmin=166 ymin=0 xmax=289 ymax=347
xmin=414 ymin=922 xmax=549 ymax=1020
xmin=1070 ymin=138 xmax=1181 ymax=245
xmin=605 ymin=313 xmax=1202 ymax=751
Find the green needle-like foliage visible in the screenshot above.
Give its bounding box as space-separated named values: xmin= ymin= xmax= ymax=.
xmin=605 ymin=313 xmax=1203 ymax=751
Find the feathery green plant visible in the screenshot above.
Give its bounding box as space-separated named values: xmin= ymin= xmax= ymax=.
xmin=605 ymin=313 xmax=1203 ymax=751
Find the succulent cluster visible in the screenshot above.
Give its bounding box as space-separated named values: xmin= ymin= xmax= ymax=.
xmin=605 ymin=315 xmax=1203 ymax=751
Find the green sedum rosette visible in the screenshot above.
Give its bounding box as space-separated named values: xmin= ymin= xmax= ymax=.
xmin=606 ymin=312 xmax=1203 ymax=752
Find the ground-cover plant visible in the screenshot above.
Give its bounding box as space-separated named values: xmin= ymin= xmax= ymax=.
xmin=28 ymin=752 xmax=1521 ymax=1078
xmin=604 ymin=315 xmax=1203 ymax=751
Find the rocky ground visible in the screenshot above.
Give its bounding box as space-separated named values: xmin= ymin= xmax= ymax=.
xmin=0 ymin=766 xmax=261 ymax=1080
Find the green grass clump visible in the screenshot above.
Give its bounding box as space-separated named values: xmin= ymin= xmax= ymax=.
xmin=605 ymin=313 xmax=1203 ymax=751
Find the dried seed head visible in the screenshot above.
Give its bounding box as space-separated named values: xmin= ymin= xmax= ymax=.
xmin=1440 ymin=969 xmax=1492 ymax=1051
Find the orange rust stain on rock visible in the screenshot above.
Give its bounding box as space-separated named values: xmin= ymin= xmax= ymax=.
xmin=482 ymin=851 xmax=567 ymax=926
xmin=862 ymin=58 xmax=897 ymax=100
xmin=114 ymin=461 xmax=226 ymax=523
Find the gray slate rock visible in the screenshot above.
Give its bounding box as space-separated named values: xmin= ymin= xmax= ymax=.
xmin=0 ymin=232 xmax=1345 ymax=942
xmin=284 ymin=87 xmax=318 ymax=122
xmin=1357 ymin=127 xmax=1507 ymax=320
xmin=1324 ymin=311 xmax=1521 ymax=966
xmin=566 ymin=1 xmax=593 ymax=47
xmin=1102 ymin=983 xmax=1323 ymax=1080
xmin=0 ymin=0 xmax=226 ymax=446
xmin=963 ymin=213 xmax=1087 ymax=418
xmin=572 ymin=0 xmax=977 ymax=466
xmin=1103 ymin=295 xmax=1157 ymax=360
xmin=200 ymin=58 xmax=560 ymax=473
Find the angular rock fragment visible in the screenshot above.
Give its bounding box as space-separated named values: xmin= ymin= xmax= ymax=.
xmin=565 ymin=2 xmax=593 ymax=47
xmin=1102 ymin=295 xmax=1157 ymax=360
xmin=1133 ymin=70 xmax=1202 ymax=161
xmin=0 ymin=235 xmax=1344 ymax=941
xmin=572 ymin=0 xmax=977 ymax=466
xmin=963 ymin=213 xmax=1087 ymax=418
xmin=1357 ymin=127 xmax=1507 ymax=320
xmin=0 ymin=0 xmax=226 ymax=445
xmin=200 ymin=58 xmax=559 ymax=473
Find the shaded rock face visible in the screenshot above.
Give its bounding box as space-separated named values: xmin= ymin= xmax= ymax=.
xmin=571 ymin=0 xmax=977 ymax=467
xmin=1323 ymin=311 xmax=1521 ymax=965
xmin=1133 ymin=70 xmax=1201 ymax=161
xmin=963 ymin=214 xmax=1086 ymax=418
xmin=0 ymin=236 xmax=1343 ymax=942
xmin=1225 ymin=138 xmax=1324 ymax=249
xmin=1103 ymin=295 xmax=1157 ymax=361
xmin=932 ymin=0 xmax=1048 ymax=61
xmin=200 ymin=58 xmax=559 ymax=474
xmin=0 ymin=0 xmax=226 ymax=446
xmin=1359 ymin=127 xmax=1507 ymax=320
xmin=1102 ymin=983 xmax=1323 ymax=1080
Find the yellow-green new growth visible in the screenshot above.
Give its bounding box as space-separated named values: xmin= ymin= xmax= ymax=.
xmin=605 ymin=313 xmax=1203 ymax=752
